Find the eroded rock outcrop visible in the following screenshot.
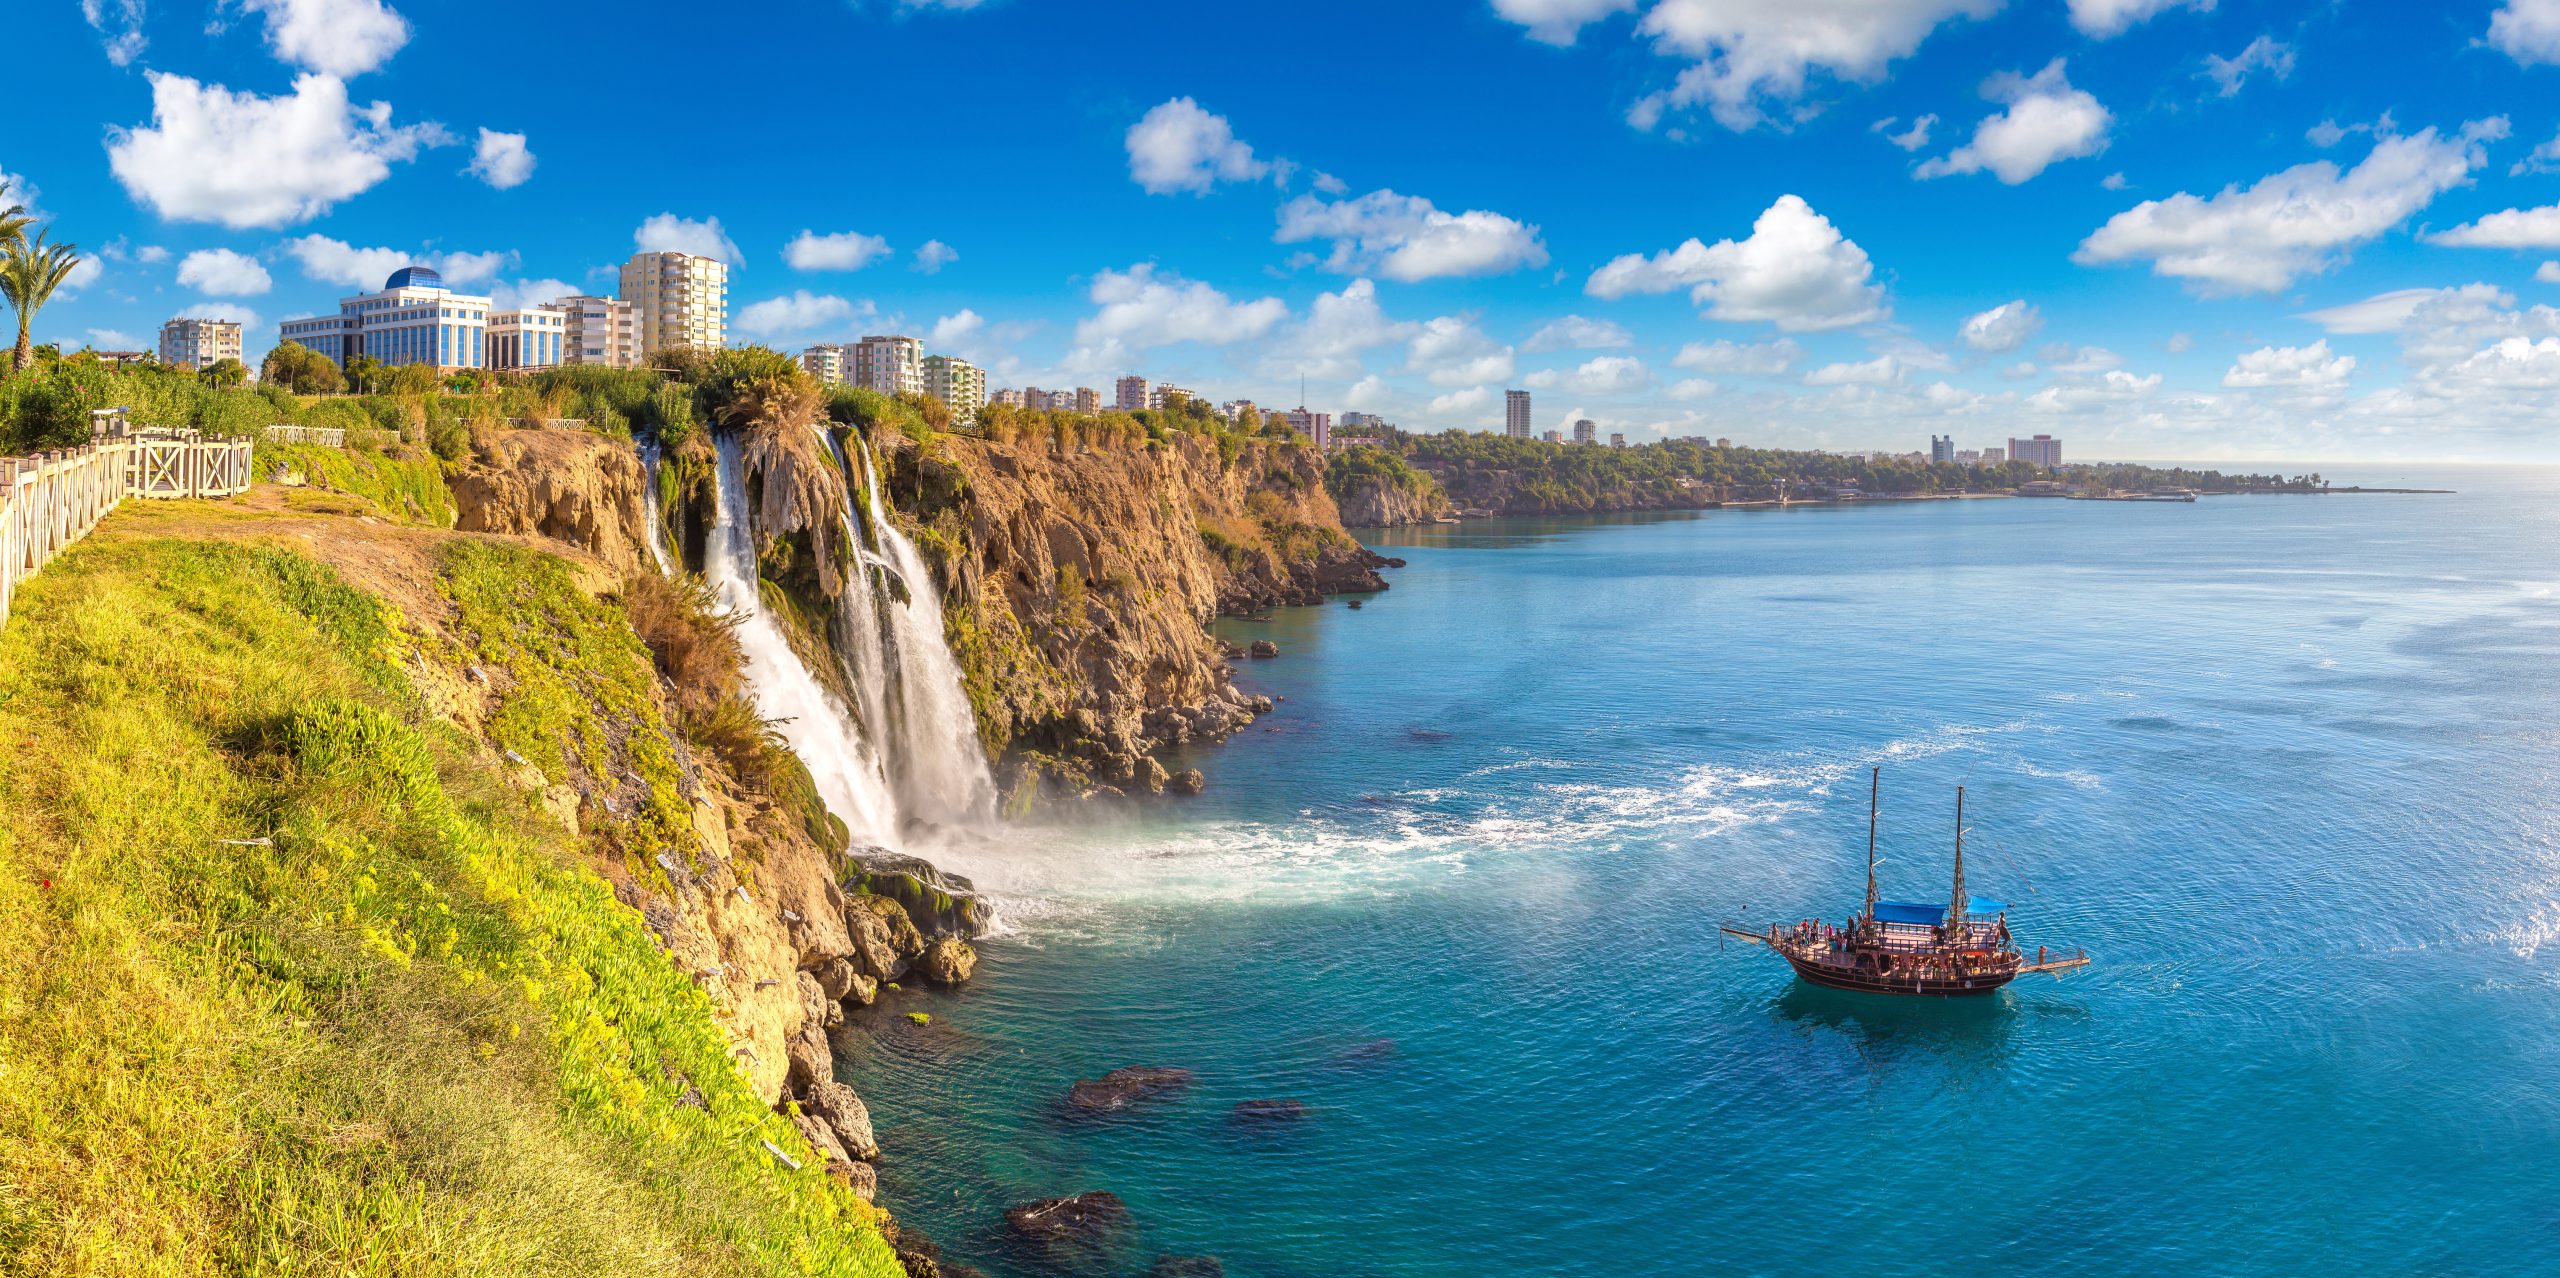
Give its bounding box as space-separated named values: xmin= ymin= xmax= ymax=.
xmin=1334 ymin=474 xmax=1451 ymax=527
xmin=874 ymin=429 xmax=1388 ymax=795
xmin=449 ymin=426 xmax=653 ymax=577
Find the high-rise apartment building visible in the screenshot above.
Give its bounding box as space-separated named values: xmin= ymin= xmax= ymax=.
xmin=1286 ymin=408 xmax=1332 ymax=450
xmin=1153 ymin=382 xmax=1197 ymax=410
xmin=800 ymin=344 xmax=846 ymax=386
xmin=1506 ymin=389 xmax=1531 ymax=439
xmin=2008 ymin=435 xmax=2061 ymax=469
xmin=1573 ymin=418 xmax=1597 ymax=445
xmin=158 ymin=317 xmax=243 ymax=371
xmin=849 ymin=335 xmax=923 ymax=397
xmin=1115 ymin=375 xmax=1150 ymax=410
xmin=989 ymin=388 xmax=1027 ymax=408
xmin=1610 ymin=433 xmax=1626 ymax=449
xmin=487 ymin=307 xmax=567 ymax=371
xmin=550 ymin=295 xmax=640 ymax=368
xmin=1540 ymin=429 xmax=1563 ymax=443
xmin=1981 ymin=446 xmax=2005 ymax=464
xmin=1075 ymin=387 xmax=1101 ymax=413
xmin=1930 ymin=434 xmax=1956 ymax=463
xmin=922 ymin=355 xmax=987 ymax=420
xmin=279 ymin=265 xmax=490 ymax=371
xmin=619 ymin=252 xmax=728 ymax=357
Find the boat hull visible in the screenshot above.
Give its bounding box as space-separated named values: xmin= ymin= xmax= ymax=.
xmin=1782 ymin=953 xmax=2015 ymax=997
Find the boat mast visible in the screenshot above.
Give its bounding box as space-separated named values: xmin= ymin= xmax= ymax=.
xmin=1864 ymin=767 xmax=1880 ymax=925
xmin=1946 ymin=786 xmax=1968 ymax=936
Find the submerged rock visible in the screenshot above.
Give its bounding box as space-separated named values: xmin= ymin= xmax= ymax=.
xmin=1329 ymin=1039 xmax=1398 ymax=1068
xmin=1005 ymin=1191 xmax=1131 ymax=1260
xmin=1228 ymin=1098 xmax=1308 ymax=1126
xmin=1152 ymin=1257 xmax=1225 ymax=1278
xmin=917 ymin=935 xmax=978 ymax=986
xmin=1067 ymin=1066 xmax=1194 ymax=1113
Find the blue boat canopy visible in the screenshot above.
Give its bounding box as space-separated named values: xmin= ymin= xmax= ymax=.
xmin=1873 ymin=898 xmax=2007 ymax=926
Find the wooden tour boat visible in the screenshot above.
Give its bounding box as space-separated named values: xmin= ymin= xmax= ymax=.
xmin=1723 ymin=770 xmax=2089 ymax=997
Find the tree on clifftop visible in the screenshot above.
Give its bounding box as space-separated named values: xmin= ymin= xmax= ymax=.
xmin=261 ymin=340 xmax=344 ymax=394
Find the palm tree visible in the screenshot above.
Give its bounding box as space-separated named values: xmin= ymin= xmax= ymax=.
xmin=0 ymin=232 xmax=82 ymax=373
xmin=0 ymin=204 xmax=29 ymax=253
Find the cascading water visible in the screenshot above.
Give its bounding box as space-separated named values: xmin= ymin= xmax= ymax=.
xmin=638 ymin=440 xmax=674 ymax=575
xmin=705 ymin=431 xmax=904 ymax=846
xmin=820 ymin=429 xmax=999 ymax=829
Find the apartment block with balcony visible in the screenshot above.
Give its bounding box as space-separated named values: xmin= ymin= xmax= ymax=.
xmin=1115 ymin=374 xmax=1149 ymax=410
xmin=801 ymin=344 xmax=846 ymax=386
xmin=550 ymin=295 xmax=640 ymax=368
xmin=922 ymin=354 xmax=987 ymax=420
xmin=852 ymin=335 xmax=924 ymax=396
xmin=158 ymin=317 xmax=243 ymax=372
xmin=619 ymin=252 xmax=728 ymax=357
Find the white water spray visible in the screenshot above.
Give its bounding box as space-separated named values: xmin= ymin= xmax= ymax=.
xmin=705 ymin=432 xmax=904 ymax=846
xmin=832 ymin=431 xmax=999 ymax=827
xmin=638 ymin=440 xmax=674 ymax=575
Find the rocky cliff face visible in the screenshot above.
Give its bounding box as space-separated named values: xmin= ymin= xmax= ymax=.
xmin=871 ymin=428 xmax=1393 ymax=796
xmin=447 ymin=426 xmax=655 ymax=577
xmin=1335 ymin=474 xmax=1452 ymax=527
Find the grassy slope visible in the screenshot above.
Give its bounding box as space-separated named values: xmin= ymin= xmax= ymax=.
xmin=0 ymin=530 xmax=898 ymax=1277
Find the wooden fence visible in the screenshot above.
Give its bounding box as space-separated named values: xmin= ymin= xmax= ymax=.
xmin=0 ymin=433 xmax=256 ymax=629
xmin=262 ymin=424 xmax=347 ymax=447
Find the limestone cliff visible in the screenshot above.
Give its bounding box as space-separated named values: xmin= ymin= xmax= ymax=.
xmin=447 ymin=426 xmax=654 ymax=577
xmin=1334 ymin=473 xmax=1452 ymax=526
xmin=868 ymin=427 xmax=1395 ymax=795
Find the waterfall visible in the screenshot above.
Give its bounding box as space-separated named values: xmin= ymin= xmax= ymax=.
xmin=705 ymin=432 xmax=903 ymax=846
xmin=820 ymin=428 xmax=998 ymax=829
xmin=638 ymin=440 xmax=674 ymax=575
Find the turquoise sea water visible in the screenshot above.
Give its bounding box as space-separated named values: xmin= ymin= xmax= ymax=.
xmin=849 ymin=468 xmax=2560 ymax=1277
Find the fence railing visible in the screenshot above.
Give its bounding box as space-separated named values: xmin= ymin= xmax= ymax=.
xmin=0 ymin=432 xmax=256 ymax=629
xmin=262 ymin=424 xmax=347 ymax=448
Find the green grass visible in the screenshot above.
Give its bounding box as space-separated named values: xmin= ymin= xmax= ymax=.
xmin=256 ymin=439 xmax=458 ymax=527
xmin=0 ymin=535 xmax=899 ymax=1277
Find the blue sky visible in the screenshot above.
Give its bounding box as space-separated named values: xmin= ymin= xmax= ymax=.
xmin=13 ymin=0 xmax=2560 ymax=460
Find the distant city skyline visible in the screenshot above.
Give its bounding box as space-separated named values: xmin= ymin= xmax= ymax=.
xmin=13 ymin=1 xmax=2560 ymax=460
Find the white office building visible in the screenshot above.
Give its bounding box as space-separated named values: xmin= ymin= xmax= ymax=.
xmin=2008 ymin=435 xmax=2062 ymax=469
xmin=279 ymin=265 xmax=490 ymax=371
xmin=158 ymin=317 xmax=243 ymax=372
xmin=487 ymin=307 xmax=567 ymax=372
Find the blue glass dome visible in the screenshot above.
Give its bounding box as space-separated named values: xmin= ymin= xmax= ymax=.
xmin=384 ymin=265 xmax=443 ymax=290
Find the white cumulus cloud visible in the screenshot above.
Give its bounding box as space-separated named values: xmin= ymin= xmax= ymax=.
xmin=2074 ymin=126 xmax=2492 ymax=294
xmin=81 ymin=0 xmax=147 ymax=66
xmin=735 ymin=290 xmax=856 ymax=338
xmin=1492 ymin=0 xmax=1636 ymax=45
xmin=1406 ymin=316 xmax=1517 ymax=388
xmin=2540 ymin=261 xmax=2560 ymax=284
xmin=1875 ymin=114 xmax=1937 ymax=151
xmin=1586 ymin=194 xmax=1887 ymax=330
xmin=242 ymin=0 xmax=412 ymax=78
xmin=634 ymin=213 xmax=741 ymax=263
xmin=1524 ymin=355 xmax=1649 ymax=394
xmin=1269 ymin=279 xmax=1418 ymax=379
xmin=1126 ymin=98 xmax=1269 ymax=195
xmin=2489 ymin=0 xmax=2560 ymax=67
xmin=1803 ymin=355 xmax=1902 ymax=386
xmin=2203 ymin=36 xmax=2296 ymax=97
xmin=284 ymin=235 xmax=511 ymax=289
xmin=1276 ymin=189 xmax=1547 ymax=282
xmin=177 ymin=248 xmax=272 ymax=296
xmin=2425 ymin=204 xmax=2560 ymax=249
xmin=785 ymin=229 xmax=892 ymax=272
xmin=1522 ymin=314 xmax=1634 ymax=352
xmin=2069 ymin=0 xmax=2212 ymax=39
xmin=105 ymin=73 xmax=447 ymax=229
xmin=1624 ymin=0 xmax=1996 ymax=132
xmin=177 ymin=301 xmax=262 ymax=331
xmin=1916 ymin=60 xmax=2110 ymax=185
xmin=466 ymin=129 xmax=534 ymax=189
xmin=1671 ymin=337 xmax=1801 ymax=373
xmin=2223 ymin=340 xmax=2355 ymax=390
xmin=1067 ymin=264 xmax=1287 ymax=370
xmin=1960 ymin=299 xmax=2043 ymax=351
xmin=912 ymin=240 xmax=958 ymax=274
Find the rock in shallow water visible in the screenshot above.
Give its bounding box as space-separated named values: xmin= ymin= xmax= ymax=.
xmin=1166 ymin=768 xmax=1206 ymax=796
xmin=1247 ymin=639 xmax=1279 ymax=658
xmin=917 ymin=935 xmax=977 ymax=985
xmin=1066 ymin=1066 xmax=1194 ymax=1113
xmin=1005 ymin=1191 xmax=1131 ymax=1251
xmin=1152 ymin=1256 xmax=1225 ymax=1277
xmin=1228 ymin=1098 xmax=1308 ymax=1126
